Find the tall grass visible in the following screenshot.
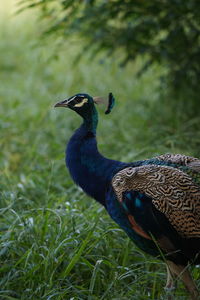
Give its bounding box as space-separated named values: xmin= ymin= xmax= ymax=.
xmin=1 ymin=1 xmax=200 ymax=299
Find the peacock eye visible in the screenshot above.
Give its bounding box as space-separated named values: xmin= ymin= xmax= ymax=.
xmin=75 ymin=97 xmax=83 ymax=104
xmin=73 ymin=96 xmax=88 ymax=107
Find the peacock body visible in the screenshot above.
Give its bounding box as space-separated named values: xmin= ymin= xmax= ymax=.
xmin=55 ymin=93 xmax=200 ymax=299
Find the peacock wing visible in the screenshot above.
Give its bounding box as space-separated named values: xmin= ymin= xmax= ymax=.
xmin=112 ymin=164 xmax=200 ymax=238
xmin=153 ymin=153 xmax=200 ymax=172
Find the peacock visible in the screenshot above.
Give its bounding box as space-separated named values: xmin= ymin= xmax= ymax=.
xmin=55 ymin=92 xmax=200 ymax=299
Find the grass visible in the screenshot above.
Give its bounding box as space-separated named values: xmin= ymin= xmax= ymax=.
xmin=1 ymin=1 xmax=200 ymax=299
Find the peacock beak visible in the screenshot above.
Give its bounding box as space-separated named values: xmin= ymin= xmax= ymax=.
xmin=54 ymin=99 xmax=69 ymax=108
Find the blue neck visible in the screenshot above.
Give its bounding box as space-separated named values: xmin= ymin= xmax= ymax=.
xmin=78 ymin=104 xmax=98 ymax=134
xmin=66 ymin=113 xmax=126 ymax=206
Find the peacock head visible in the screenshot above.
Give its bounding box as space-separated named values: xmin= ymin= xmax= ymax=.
xmin=54 ymin=92 xmax=115 ymax=119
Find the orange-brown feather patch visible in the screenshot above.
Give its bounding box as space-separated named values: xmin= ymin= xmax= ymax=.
xmin=128 ymin=215 xmax=152 ymax=240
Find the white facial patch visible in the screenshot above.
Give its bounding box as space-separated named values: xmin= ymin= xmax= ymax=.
xmin=74 ymin=98 xmax=88 ymax=107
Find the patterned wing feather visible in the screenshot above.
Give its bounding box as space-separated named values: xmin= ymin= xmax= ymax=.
xmin=153 ymin=153 xmax=200 ymax=172
xmin=112 ymin=165 xmax=200 ymax=238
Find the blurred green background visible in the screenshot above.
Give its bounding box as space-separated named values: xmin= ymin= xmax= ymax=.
xmin=1 ymin=1 xmax=200 ymax=299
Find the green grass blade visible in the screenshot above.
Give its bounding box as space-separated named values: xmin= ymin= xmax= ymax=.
xmin=60 ymin=220 xmax=98 ymax=278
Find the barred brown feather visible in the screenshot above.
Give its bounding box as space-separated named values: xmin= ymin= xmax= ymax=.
xmin=153 ymin=153 xmax=200 ymax=170
xmin=112 ymin=164 xmax=200 ymax=238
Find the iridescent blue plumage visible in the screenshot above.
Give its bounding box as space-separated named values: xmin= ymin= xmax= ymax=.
xmin=66 ymin=122 xmax=127 ymax=206
xmin=55 ymin=93 xmax=200 ymax=299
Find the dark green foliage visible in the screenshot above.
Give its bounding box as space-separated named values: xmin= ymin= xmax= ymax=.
xmin=21 ymin=0 xmax=200 ymax=100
